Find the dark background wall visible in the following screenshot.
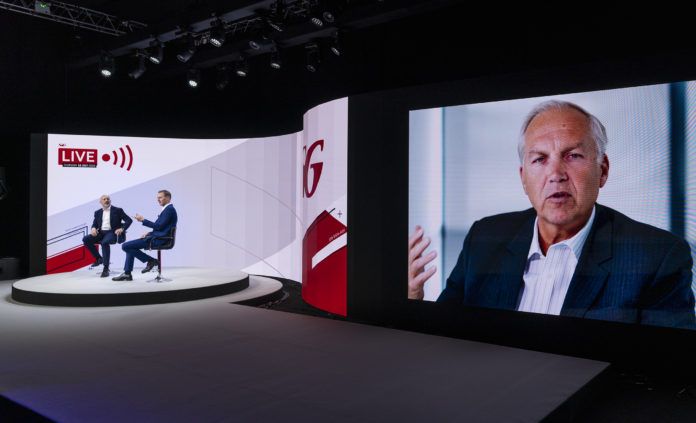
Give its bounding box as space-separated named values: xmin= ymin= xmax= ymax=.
xmin=2 ymin=3 xmax=694 ymax=278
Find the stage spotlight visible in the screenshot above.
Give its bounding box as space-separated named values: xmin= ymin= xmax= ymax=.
xmin=210 ymin=20 xmax=226 ymax=47
xmin=176 ymin=35 xmax=197 ymax=63
xmin=270 ymin=50 xmax=282 ymax=69
xmin=216 ymin=64 xmax=230 ymax=90
xmin=267 ymin=0 xmax=285 ymax=31
xmin=322 ymin=11 xmax=335 ymax=23
xmin=305 ymin=44 xmax=320 ymax=72
xmin=330 ymin=32 xmax=341 ymax=56
xmin=235 ymin=58 xmax=249 ymax=77
xmin=187 ymin=68 xmax=200 ymax=88
xmin=147 ymin=40 xmax=164 ymax=64
xmin=310 ymin=16 xmax=324 ymax=27
xmin=128 ymin=53 xmax=146 ymax=79
xmin=249 ymin=40 xmax=261 ymax=50
xmin=266 ymin=16 xmax=284 ymax=32
xmin=99 ymin=52 xmax=115 ymax=78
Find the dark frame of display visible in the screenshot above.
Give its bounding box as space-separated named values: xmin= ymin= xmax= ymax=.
xmin=346 ymin=52 xmax=696 ymax=369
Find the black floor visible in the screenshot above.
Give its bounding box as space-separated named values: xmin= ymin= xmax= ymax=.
xmin=252 ymin=276 xmax=346 ymax=321
xmin=256 ymin=278 xmax=696 ymax=422
xmin=4 ymin=278 xmax=695 ymax=422
xmin=570 ymin=369 xmax=696 ymax=422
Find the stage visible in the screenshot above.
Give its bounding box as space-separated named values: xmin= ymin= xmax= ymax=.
xmin=11 ymin=268 xmax=282 ymax=306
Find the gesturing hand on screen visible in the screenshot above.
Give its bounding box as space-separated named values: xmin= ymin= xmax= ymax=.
xmin=408 ymin=225 xmax=437 ymax=300
xmin=134 ymin=213 xmax=144 ymax=222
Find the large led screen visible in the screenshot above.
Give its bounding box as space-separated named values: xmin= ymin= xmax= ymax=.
xmin=408 ymin=81 xmax=696 ymax=329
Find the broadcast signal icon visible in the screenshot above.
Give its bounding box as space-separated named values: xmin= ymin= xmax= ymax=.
xmin=101 ymin=145 xmax=134 ymax=171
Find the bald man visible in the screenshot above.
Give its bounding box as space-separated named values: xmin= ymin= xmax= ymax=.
xmin=82 ymin=195 xmax=132 ymax=277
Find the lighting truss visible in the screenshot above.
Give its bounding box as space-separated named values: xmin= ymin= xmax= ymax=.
xmin=0 ymin=0 xmax=147 ymax=36
xmin=201 ymin=0 xmax=319 ymax=43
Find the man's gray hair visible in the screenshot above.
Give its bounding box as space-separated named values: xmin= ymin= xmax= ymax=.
xmin=518 ymin=100 xmax=608 ymax=164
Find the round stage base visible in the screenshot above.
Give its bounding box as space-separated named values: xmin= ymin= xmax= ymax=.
xmin=12 ymin=267 xmax=254 ymax=307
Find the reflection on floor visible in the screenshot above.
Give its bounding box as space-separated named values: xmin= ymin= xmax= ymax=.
xmin=0 ymin=278 xmax=605 ymax=422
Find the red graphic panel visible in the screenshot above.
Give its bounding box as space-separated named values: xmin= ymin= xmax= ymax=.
xmin=47 ymin=245 xmax=97 ymax=274
xmin=58 ymin=148 xmax=98 ymax=168
xmin=102 ymin=144 xmax=134 ymax=171
xmin=302 ymin=211 xmax=347 ymax=316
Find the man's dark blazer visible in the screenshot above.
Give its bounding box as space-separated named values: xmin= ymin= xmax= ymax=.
xmin=142 ymin=204 xmax=177 ymax=241
xmin=437 ymin=204 xmax=696 ymax=329
xmin=91 ymin=206 xmax=133 ymax=243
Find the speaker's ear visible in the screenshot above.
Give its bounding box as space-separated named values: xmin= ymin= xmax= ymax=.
xmin=0 ymin=167 xmax=8 ymax=200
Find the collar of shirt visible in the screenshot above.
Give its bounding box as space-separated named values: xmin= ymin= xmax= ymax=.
xmin=527 ymin=205 xmax=596 ymax=261
xmin=102 ymin=206 xmax=111 ymax=213
xmin=161 ymin=203 xmax=172 ymax=211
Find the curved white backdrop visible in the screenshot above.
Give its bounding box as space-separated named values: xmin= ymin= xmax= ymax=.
xmin=46 ymin=98 xmax=348 ymax=292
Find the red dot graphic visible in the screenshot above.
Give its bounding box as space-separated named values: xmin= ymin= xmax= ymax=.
xmin=102 ymin=153 xmax=111 ymax=162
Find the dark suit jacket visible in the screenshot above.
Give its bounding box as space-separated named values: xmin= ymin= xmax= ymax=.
xmin=142 ymin=204 xmax=177 ymax=240
xmin=91 ymin=206 xmax=133 ymax=243
xmin=437 ymin=204 xmax=696 ymax=329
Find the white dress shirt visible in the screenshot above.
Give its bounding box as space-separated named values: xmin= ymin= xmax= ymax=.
xmin=101 ymin=206 xmax=112 ymax=231
xmin=517 ymin=206 xmax=596 ymax=315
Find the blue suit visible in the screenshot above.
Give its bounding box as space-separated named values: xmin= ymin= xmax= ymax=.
xmin=437 ymin=204 xmax=696 ymax=329
xmin=82 ymin=206 xmax=132 ymax=268
xmin=121 ymin=204 xmax=178 ymax=273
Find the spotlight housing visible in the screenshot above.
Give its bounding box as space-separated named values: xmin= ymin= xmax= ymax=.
xmin=216 ymin=64 xmax=230 ymax=90
xmin=310 ymin=16 xmax=323 ymax=27
xmin=305 ymin=44 xmax=320 ymax=72
xmin=266 ymin=0 xmax=286 ymax=31
xmin=270 ymin=51 xmax=282 ymax=69
xmin=187 ymin=68 xmax=200 ymax=88
xmin=330 ymin=32 xmax=342 ymax=56
xmin=266 ymin=17 xmax=284 ymax=32
xmin=99 ymin=51 xmax=115 ymax=78
xmin=148 ymin=40 xmax=164 ymax=64
xmin=322 ymin=11 xmax=335 ymax=23
xmin=128 ymin=53 xmax=146 ymax=79
xmin=176 ymin=35 xmax=197 ymax=63
xmin=210 ymin=20 xmax=226 ymax=47
xmin=249 ymin=40 xmax=261 ymax=50
xmin=235 ymin=58 xmax=249 ymax=77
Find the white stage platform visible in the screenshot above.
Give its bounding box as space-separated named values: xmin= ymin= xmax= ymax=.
xmin=11 ymin=268 xmax=282 ymax=306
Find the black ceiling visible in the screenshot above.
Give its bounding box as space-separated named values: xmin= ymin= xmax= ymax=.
xmin=68 ymin=0 xmax=265 ymax=24
xmin=1 ymin=2 xmax=695 ymax=139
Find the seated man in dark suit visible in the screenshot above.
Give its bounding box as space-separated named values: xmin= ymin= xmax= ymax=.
xmin=113 ymin=190 xmax=178 ymax=281
xmin=82 ymin=194 xmax=132 ymax=277
xmin=408 ymin=100 xmax=696 ymax=329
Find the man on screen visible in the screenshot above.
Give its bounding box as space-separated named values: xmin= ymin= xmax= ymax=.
xmin=408 ymin=100 xmax=696 ymax=328
xmin=112 ymin=190 xmax=178 ymax=281
xmin=82 ymin=195 xmax=132 ymax=277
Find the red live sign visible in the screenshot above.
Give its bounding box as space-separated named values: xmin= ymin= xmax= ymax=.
xmin=58 ymin=148 xmax=98 ymax=168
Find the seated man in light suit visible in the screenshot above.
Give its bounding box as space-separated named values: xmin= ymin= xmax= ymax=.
xmin=113 ymin=190 xmax=178 ymax=281
xmin=82 ymin=194 xmax=132 ymax=277
xmin=408 ymin=100 xmax=696 ymax=329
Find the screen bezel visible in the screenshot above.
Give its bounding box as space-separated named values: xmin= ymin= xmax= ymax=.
xmin=346 ymin=52 xmax=696 ymax=367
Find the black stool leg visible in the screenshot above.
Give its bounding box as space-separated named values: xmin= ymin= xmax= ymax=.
xmin=156 ymin=250 xmax=162 ymax=282
xmin=148 ymin=249 xmax=171 ymax=283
